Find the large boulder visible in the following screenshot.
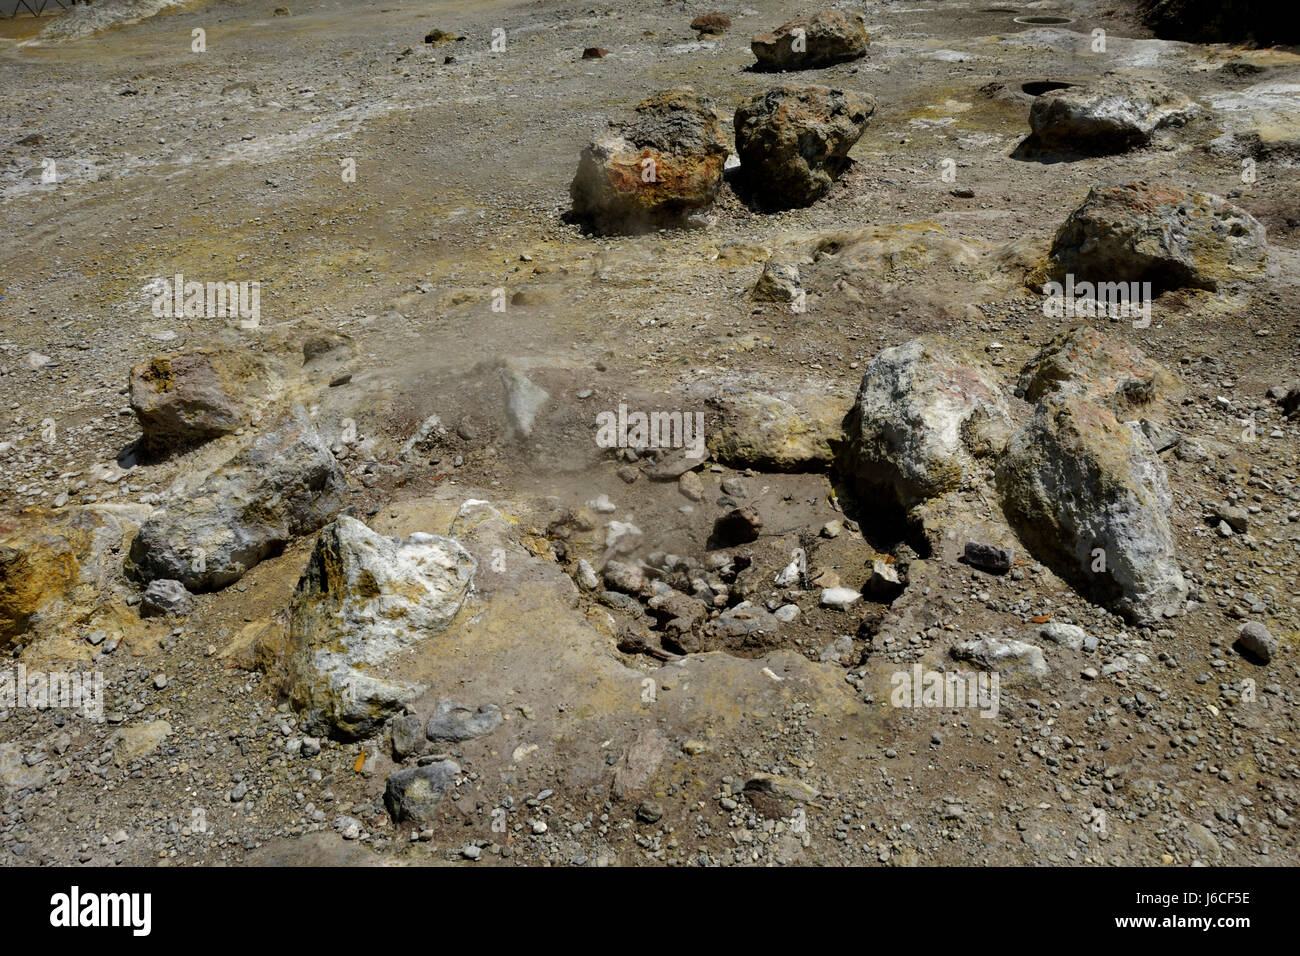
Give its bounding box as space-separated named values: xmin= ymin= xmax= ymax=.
xmin=1 ymin=504 xmax=150 ymax=650
xmin=1028 ymin=78 xmax=1197 ymax=153
xmin=127 ymin=407 xmax=347 ymax=591
xmin=841 ymin=337 xmax=1013 ymax=508
xmin=280 ymin=516 xmax=477 ymax=740
xmin=569 ymin=88 xmax=730 ymax=234
xmin=735 ymin=84 xmax=875 ymax=209
xmin=751 ymin=10 xmax=869 ymax=71
xmin=707 ymin=388 xmax=848 ymax=472
xmin=129 ymin=350 xmax=276 ymax=453
xmin=1042 ymin=181 xmax=1268 ymax=293
xmin=996 ymin=394 xmax=1187 ymax=625
xmin=1015 ymin=326 xmax=1183 ymax=412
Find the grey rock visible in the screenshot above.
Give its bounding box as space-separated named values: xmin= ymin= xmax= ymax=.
xmin=383 ymin=760 xmax=460 ymax=823
xmin=1210 ymin=502 xmax=1250 ymax=534
xmin=743 ymin=772 xmax=819 ymax=802
xmin=712 ymin=601 xmax=781 ymax=637
xmin=1235 ymin=621 xmax=1276 ymax=663
xmin=964 ymin=541 xmax=1014 ymax=574
xmin=139 ymin=578 xmax=193 ymax=617
xmin=1029 ymin=78 xmax=1198 ymax=153
xmin=128 ymin=406 xmax=347 ymax=591
xmin=1043 ymin=181 xmax=1267 ymax=293
xmin=751 ymin=10 xmax=869 ymax=71
xmin=1037 ymin=621 xmax=1087 ymax=651
xmin=129 ymin=350 xmax=274 ymax=452
xmin=500 ymin=362 xmax=549 ymax=441
xmin=281 ymin=516 xmax=477 ymax=740
xmin=952 ymin=637 xmax=1048 ymax=680
xmin=997 ymin=394 xmax=1187 ymax=625
xmin=735 ymin=84 xmax=875 ymax=208
xmin=864 ymin=559 xmax=904 ymax=600
xmin=646 ymin=449 xmax=704 ymax=480
xmin=391 ymin=715 xmax=426 ymax=760
xmin=750 ymin=260 xmax=802 ymax=302
xmin=841 ymin=336 xmax=1012 ymax=508
xmin=426 ymin=701 xmax=504 ymax=743
xmin=1014 ymin=326 xmax=1183 ymax=411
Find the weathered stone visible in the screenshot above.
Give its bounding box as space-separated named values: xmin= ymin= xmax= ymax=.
xmin=611 ymin=727 xmax=669 ymax=801
xmin=864 ymin=559 xmax=904 ymax=600
xmin=750 ymin=260 xmax=802 ymax=302
xmin=646 ymin=590 xmax=709 ymax=636
xmin=1036 ymin=621 xmax=1087 ymax=651
xmin=383 ymin=760 xmax=460 ymax=823
xmin=710 ymin=601 xmax=782 ymax=640
xmin=129 ymin=350 xmax=275 ymax=452
xmin=127 ymin=407 xmax=347 ymax=591
xmin=500 ymin=361 xmax=549 ymax=441
xmin=743 ymin=772 xmax=819 ymax=802
xmin=1211 ymin=502 xmax=1250 ymax=534
xmin=751 ymin=10 xmax=868 ymax=71
xmin=277 ymin=516 xmax=477 ymax=740
xmin=0 ymin=504 xmax=149 ymax=650
xmin=996 ymin=394 xmax=1187 ymax=624
xmin=1029 ymin=78 xmax=1197 ymax=153
xmin=1041 ymin=181 xmax=1268 ymax=293
xmin=139 ymin=578 xmax=193 ymax=618
xmin=820 ymin=587 xmax=861 ymax=610
xmin=425 ymin=701 xmax=504 ymax=742
xmin=570 ymin=88 xmax=730 ymax=233
xmin=952 ymin=637 xmax=1047 ymax=680
xmin=735 ymin=84 xmax=875 ymax=208
xmin=964 ymin=541 xmax=1014 ymax=574
xmin=113 ymin=720 xmax=171 ymax=766
xmin=841 ymin=336 xmax=1012 ymax=508
xmin=690 ymin=12 xmax=731 ymax=36
xmin=707 ymin=388 xmax=847 ymax=472
xmin=1015 ymin=326 xmax=1184 ymax=411
xmin=0 ymin=742 xmax=47 ymax=791
xmin=390 ymin=715 xmax=426 ymax=760
xmin=1235 ymin=621 xmax=1277 ymax=663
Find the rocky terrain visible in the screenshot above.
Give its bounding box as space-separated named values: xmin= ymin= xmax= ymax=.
xmin=0 ymin=0 xmax=1297 ymax=868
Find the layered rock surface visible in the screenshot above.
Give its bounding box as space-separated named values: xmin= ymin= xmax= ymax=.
xmin=735 ymin=84 xmax=875 ymax=208
xmin=570 ymin=88 xmax=729 ymax=233
xmin=840 ymin=336 xmax=1012 ymax=508
xmin=751 ymin=10 xmax=869 ymax=71
xmin=996 ymin=394 xmax=1188 ymax=625
xmin=276 ymin=515 xmax=477 ymax=740
xmin=1042 ymin=181 xmax=1268 ymax=292
xmin=127 ymin=407 xmax=347 ymax=591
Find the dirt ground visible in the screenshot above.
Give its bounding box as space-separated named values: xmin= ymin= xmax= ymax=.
xmin=0 ymin=0 xmax=1297 ymax=867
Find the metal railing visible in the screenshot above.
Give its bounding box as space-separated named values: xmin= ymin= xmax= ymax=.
xmin=5 ymin=0 xmax=79 ymax=19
